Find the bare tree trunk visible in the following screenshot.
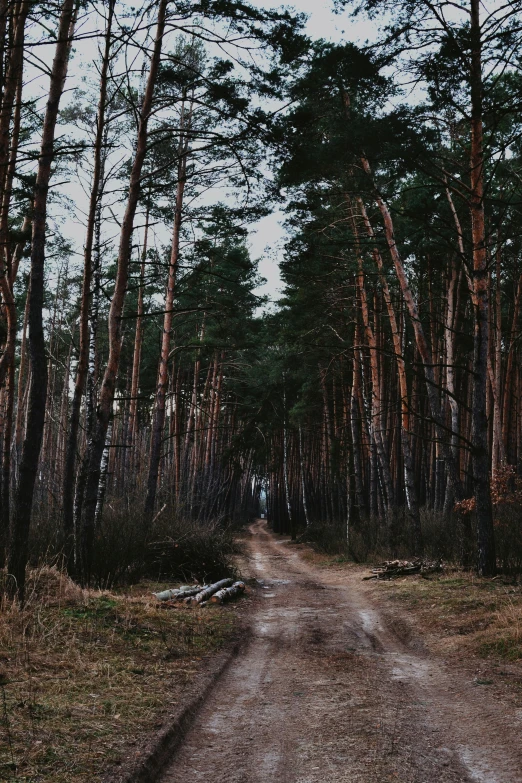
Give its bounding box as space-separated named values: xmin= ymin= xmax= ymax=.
xmin=8 ymin=0 xmax=77 ymax=600
xmin=298 ymin=425 xmax=310 ymax=526
xmin=501 ymin=273 xmax=522 ymax=455
xmin=78 ymin=0 xmax=167 ymax=585
xmin=14 ymin=281 xmax=30 ymax=468
xmin=351 ymin=329 xmax=366 ymax=518
xmin=126 ymin=205 xmax=149 ymax=474
xmin=351 ymin=208 xmax=395 ymax=515
xmin=0 ymin=0 xmax=29 ymax=389
xmin=361 ymin=155 xmax=463 ymax=506
xmin=72 ymin=177 xmax=104 ymax=562
xmin=0 ymin=11 xmax=27 ymax=545
xmin=443 ymin=257 xmax=460 ymax=513
xmin=491 ymin=246 xmax=505 ymax=474
xmin=357 ymin=198 xmax=422 ymax=552
xmin=0 ymin=359 xmax=13 ymax=563
xmin=283 ymin=384 xmax=293 ymax=536
xmin=144 ymin=115 xmax=189 ymax=518
xmin=94 ymin=418 xmax=113 ymax=528
xmin=63 ymin=0 xmax=114 ymax=536
xmin=469 ymin=0 xmax=495 ymax=576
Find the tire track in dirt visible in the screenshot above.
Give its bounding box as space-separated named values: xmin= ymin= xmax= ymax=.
xmin=159 ymin=520 xmax=522 ymax=783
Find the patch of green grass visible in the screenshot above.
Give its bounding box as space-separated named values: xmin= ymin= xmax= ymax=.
xmin=479 ymin=637 xmax=522 ymax=661
xmin=62 ymin=596 xmax=118 ymax=620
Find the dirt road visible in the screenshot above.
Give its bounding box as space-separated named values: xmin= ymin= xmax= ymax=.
xmin=160 ymin=520 xmax=522 ymax=783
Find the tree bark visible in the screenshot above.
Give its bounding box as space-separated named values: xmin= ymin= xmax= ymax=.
xmin=7 ymin=0 xmax=77 ymax=600
xmin=62 ymin=0 xmax=114 ymax=536
xmin=126 ymin=205 xmax=149 ymax=475
xmin=78 ymin=0 xmax=168 ymax=585
xmin=351 ymin=207 xmax=395 ymax=515
xmin=283 ymin=383 xmax=293 ymax=536
xmin=0 ymin=0 xmax=28 ymax=389
xmin=357 ymin=198 xmax=422 ymax=553
xmin=491 ymin=245 xmax=505 ymax=473
xmin=144 ymin=117 xmax=189 ymax=519
xmin=469 ymin=0 xmax=495 ymax=576
xmin=501 ymin=273 xmax=522 ymax=455
xmin=360 ymin=155 xmax=464 ymax=506
xmin=298 ymin=425 xmax=310 ymax=526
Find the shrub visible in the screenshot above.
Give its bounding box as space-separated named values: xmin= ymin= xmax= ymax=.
xmin=298 ymin=522 xmax=349 ymax=555
xmin=494 ymin=503 xmax=522 ymax=575
xmin=297 ymin=507 xmax=474 ymax=565
xmin=26 ymin=500 xmax=240 ymax=588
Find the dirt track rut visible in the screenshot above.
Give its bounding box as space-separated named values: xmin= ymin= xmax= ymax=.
xmin=160 ymin=520 xmax=522 ymax=783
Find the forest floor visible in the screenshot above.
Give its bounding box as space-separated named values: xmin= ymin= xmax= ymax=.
xmin=159 ymin=519 xmax=522 ymax=783
xmin=0 ymin=568 xmax=243 ymax=782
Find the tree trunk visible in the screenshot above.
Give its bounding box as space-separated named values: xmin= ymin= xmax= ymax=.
xmin=360 ymin=156 xmax=463 ymax=506
xmin=501 ymin=273 xmax=522 ymax=456
xmin=0 ymin=0 xmax=29 ymax=388
xmin=7 ymin=0 xmax=77 ymax=600
xmin=357 ymin=198 xmax=422 ymax=552
xmin=62 ymin=0 xmax=114 ymax=536
xmin=127 ymin=205 xmax=149 ymax=474
xmin=0 ymin=358 xmax=13 ymax=564
xmin=351 ymin=328 xmax=367 ymax=518
xmin=491 ymin=245 xmax=505 ymax=473
xmin=78 ymin=0 xmax=167 ymax=585
xmin=283 ymin=385 xmax=293 ymax=536
xmin=469 ymin=0 xmax=495 ymax=576
xmin=351 ymin=207 xmax=395 ymax=514
xmin=144 ymin=123 xmax=189 ymax=519
xmin=298 ymin=425 xmax=310 ymax=526
xmin=94 ymin=418 xmax=113 ymax=528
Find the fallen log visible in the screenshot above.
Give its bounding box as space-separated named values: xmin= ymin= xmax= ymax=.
xmin=210 ymin=581 xmax=246 ymax=604
xmin=363 ymin=559 xmax=443 ymax=580
xmin=183 ymin=579 xmax=234 ymax=604
xmin=153 ymin=585 xmax=207 ymax=601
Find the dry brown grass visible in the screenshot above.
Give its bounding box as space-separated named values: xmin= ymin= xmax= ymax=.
xmin=0 ymin=566 xmax=240 ymax=782
xmin=367 ymin=570 xmax=522 ymax=662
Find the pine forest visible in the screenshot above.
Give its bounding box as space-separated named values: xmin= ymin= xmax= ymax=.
xmin=4 ymin=2 xmax=522 ymax=781
xmin=1 ymin=0 xmax=519 ymax=593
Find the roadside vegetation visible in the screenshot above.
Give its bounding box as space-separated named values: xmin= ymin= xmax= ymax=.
xmin=29 ymin=511 xmax=241 ymax=589
xmin=0 ymin=566 xmax=241 ymax=783
xmin=380 ymin=572 xmax=522 ymax=663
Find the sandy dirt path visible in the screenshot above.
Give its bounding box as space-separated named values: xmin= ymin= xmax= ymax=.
xmin=160 ymin=520 xmax=522 ymax=783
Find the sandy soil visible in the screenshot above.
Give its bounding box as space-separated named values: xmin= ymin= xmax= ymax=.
xmin=160 ymin=520 xmax=522 ymax=783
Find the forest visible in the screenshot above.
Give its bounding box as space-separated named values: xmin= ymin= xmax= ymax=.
xmin=0 ymin=0 xmax=522 ymax=603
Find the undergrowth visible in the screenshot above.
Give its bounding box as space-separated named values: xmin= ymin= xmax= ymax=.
xmin=296 ymin=504 xmax=522 ymax=574
xmin=28 ymin=502 xmax=241 ymax=588
xmin=0 ymin=564 xmax=239 ymax=782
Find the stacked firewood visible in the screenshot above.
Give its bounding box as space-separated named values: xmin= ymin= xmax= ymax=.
xmin=153 ymin=578 xmax=246 ymax=606
xmin=363 ymin=559 xmax=443 ymax=580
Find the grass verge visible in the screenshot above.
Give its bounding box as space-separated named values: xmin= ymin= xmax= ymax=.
xmin=297 ymin=545 xmax=522 ymax=662
xmin=374 ymin=570 xmax=522 ymax=661
xmin=0 ymin=566 xmax=242 ymax=783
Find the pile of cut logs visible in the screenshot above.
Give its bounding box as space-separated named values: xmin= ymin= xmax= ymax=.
xmin=153 ymin=578 xmax=245 ymax=606
xmin=363 ymin=559 xmax=443 ymax=580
